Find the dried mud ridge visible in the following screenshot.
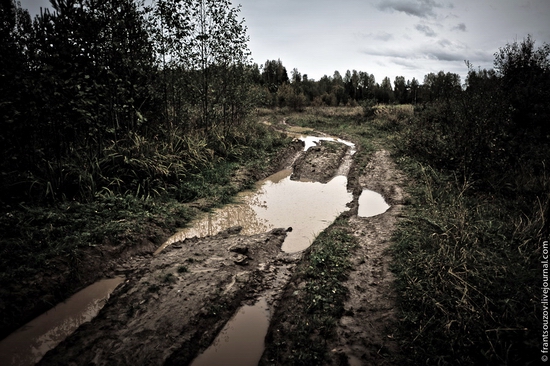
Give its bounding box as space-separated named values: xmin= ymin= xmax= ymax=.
xmin=39 ymin=138 xmax=406 ymax=365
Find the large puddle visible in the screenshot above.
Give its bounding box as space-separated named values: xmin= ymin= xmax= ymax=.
xmin=156 ymin=169 xmax=353 ymax=255
xmin=156 ymin=136 xmax=355 ymax=255
xmin=0 ymin=277 xmax=124 ymax=366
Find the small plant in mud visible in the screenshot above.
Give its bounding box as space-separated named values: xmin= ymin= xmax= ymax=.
xmin=162 ymin=273 xmax=177 ymax=284
xmin=147 ymin=284 xmax=161 ymax=293
xmin=177 ymin=265 xmax=189 ymax=273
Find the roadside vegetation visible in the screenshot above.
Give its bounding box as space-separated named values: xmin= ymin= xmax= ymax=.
xmin=390 ymin=36 xmax=548 ymax=365
xmin=0 ymin=0 xmax=290 ymax=338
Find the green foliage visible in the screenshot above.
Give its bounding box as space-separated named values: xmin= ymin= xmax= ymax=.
xmin=391 ymin=158 xmax=543 ymax=365
xmin=390 ymin=35 xmax=549 ymax=365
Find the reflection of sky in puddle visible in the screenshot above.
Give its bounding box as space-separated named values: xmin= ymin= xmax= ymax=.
xmin=159 ymin=169 xmax=353 ymax=254
xmin=190 ymin=298 xmax=270 ymax=366
xmin=299 ymin=136 xmax=356 ymax=153
xmin=357 ymin=189 xmax=390 ymax=217
xmin=0 ymin=277 xmax=124 ymax=366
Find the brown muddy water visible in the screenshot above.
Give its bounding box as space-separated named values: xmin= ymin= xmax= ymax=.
xmin=358 ymin=189 xmax=390 ymax=217
xmin=190 ymin=298 xmax=270 ymax=366
xmin=0 ymin=277 xmax=124 ymax=366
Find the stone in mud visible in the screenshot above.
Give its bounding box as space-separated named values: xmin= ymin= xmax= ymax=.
xmin=229 ymin=243 xmax=249 ymax=255
xmin=232 ymin=253 xmax=249 ymax=265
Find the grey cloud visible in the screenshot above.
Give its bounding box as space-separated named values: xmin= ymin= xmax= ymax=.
xmin=355 ymin=31 xmax=394 ymax=41
xmin=374 ymin=31 xmax=395 ymax=41
xmin=361 ymin=40 xmax=493 ymax=64
xmin=451 ymin=22 xmax=467 ymax=32
xmin=415 ymin=24 xmax=437 ymax=37
xmin=376 ymin=0 xmax=444 ymax=19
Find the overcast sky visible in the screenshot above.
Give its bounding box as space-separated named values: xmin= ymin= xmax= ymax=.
xmin=20 ymin=0 xmax=550 ymax=84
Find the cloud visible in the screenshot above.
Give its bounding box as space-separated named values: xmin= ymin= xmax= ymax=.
xmin=415 ymin=24 xmax=437 ymax=37
xmin=361 ymin=39 xmax=493 ymax=64
xmin=451 ymin=22 xmax=467 ymax=32
xmin=376 ymin=0 xmax=444 ymax=19
xmin=356 ymin=31 xmax=395 ymax=41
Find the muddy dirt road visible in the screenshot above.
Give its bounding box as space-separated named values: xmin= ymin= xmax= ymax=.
xmin=36 ymin=129 xmax=405 ymax=366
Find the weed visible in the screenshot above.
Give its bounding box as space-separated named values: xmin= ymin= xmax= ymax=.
xmin=162 ymin=273 xmax=177 ymax=284
xmin=177 ymin=265 xmax=189 ymax=273
xmin=391 ymin=154 xmax=543 ymax=365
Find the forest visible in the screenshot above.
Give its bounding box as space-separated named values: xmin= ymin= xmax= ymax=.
xmin=1 ymin=0 xmax=550 ymax=365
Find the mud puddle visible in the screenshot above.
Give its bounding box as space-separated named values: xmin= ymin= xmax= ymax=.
xmin=0 ymin=277 xmax=124 ymax=366
xmin=157 ymin=135 xmax=355 ymax=255
xmin=357 ymin=189 xmax=390 ymax=217
xmin=181 ymin=135 xmax=354 ymax=365
xmin=31 ymin=133 xmax=396 ymax=366
xmin=190 ymin=298 xmax=270 ymax=366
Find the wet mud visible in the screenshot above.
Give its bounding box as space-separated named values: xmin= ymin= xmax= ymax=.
xmin=331 ymin=150 xmax=405 ymax=365
xmin=39 ymin=227 xmax=297 ymax=366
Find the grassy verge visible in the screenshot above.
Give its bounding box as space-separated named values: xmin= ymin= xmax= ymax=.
xmin=0 ymin=118 xmax=290 ymax=339
xmin=261 ymin=219 xmax=356 ymax=365
xmin=391 ymin=156 xmax=543 ymax=365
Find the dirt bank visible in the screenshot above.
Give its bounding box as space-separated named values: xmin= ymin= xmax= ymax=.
xmin=290 ymin=141 xmax=349 ymax=183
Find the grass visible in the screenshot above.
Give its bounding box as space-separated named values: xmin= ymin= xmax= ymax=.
xmin=261 ymin=219 xmax=356 ymax=365
xmin=391 ymin=156 xmax=543 ymax=365
xmin=261 ymin=105 xmax=545 ymax=365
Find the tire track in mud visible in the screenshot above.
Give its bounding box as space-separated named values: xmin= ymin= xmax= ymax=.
xmin=330 ymin=149 xmax=405 ymax=366
xmin=259 ymin=148 xmax=405 ymax=366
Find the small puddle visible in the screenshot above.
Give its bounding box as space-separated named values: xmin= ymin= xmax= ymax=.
xmin=0 ymin=277 xmax=124 ymax=366
xmin=190 ymin=298 xmax=270 ymax=366
xmin=357 ymin=189 xmax=390 ymax=217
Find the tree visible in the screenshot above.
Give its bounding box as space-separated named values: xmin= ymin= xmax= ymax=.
xmin=377 ymin=76 xmax=394 ymax=103
xmin=261 ymin=59 xmax=288 ymax=92
xmin=422 ymin=71 xmax=461 ymax=102
xmin=393 ymin=76 xmax=407 ymax=104
xmin=494 ymin=34 xmax=550 ymax=140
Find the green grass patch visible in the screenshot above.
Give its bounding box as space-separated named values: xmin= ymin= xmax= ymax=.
xmin=262 ymin=220 xmax=356 ymax=365
xmin=391 ymin=155 xmax=543 ymax=365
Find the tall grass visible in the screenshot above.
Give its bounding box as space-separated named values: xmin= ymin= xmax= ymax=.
xmin=391 ymin=139 xmax=545 ymax=365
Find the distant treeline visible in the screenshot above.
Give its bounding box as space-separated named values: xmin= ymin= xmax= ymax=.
xmin=248 ymin=59 xmax=461 ymax=108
